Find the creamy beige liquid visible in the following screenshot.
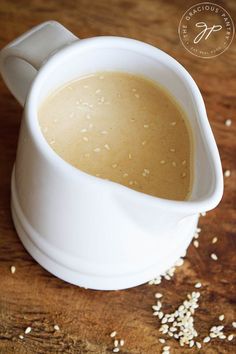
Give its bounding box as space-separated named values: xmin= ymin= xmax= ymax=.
xmin=38 ymin=72 xmax=193 ymax=201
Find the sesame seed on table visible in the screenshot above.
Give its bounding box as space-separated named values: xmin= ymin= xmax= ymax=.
xmin=0 ymin=0 xmax=235 ymax=353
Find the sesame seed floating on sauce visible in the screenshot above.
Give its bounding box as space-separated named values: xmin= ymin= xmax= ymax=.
xmin=80 ymin=128 xmax=87 ymax=133
xmin=94 ymin=148 xmax=101 ymax=153
xmin=104 ymin=144 xmax=110 ymax=150
xmin=83 ymin=136 xmax=89 ymax=142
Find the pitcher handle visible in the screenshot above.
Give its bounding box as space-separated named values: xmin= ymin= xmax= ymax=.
xmin=0 ymin=21 xmax=78 ymax=106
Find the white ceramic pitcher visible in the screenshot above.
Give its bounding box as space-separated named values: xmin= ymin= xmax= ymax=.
xmin=0 ymin=21 xmax=223 ymax=290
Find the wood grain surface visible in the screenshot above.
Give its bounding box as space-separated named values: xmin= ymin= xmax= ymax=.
xmin=0 ymin=0 xmax=235 ymax=353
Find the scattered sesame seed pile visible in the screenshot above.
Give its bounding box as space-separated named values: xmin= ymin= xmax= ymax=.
xmin=154 ymin=291 xmax=201 ymax=349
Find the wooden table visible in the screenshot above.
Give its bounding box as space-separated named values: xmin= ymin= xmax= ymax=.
xmin=0 ymin=1 xmax=235 ymax=353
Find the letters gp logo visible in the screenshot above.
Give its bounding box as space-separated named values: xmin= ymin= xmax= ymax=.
xmin=178 ymin=2 xmax=234 ymax=58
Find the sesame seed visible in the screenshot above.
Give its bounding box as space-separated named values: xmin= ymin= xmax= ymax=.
xmin=129 ymin=180 xmax=134 ymax=185
xmin=193 ymin=240 xmax=199 ymax=248
xmin=189 ymin=340 xmax=194 ymax=347
xmin=232 ymin=322 xmax=236 ymax=328
xmin=224 ymin=170 xmax=231 ymax=177
xmin=80 ymin=128 xmax=87 ymax=133
xmin=25 ymin=327 xmax=31 ymax=334
xmin=159 ymin=338 xmax=165 ymax=344
xmin=203 ymin=336 xmax=211 ymax=343
xmin=99 ymin=75 xmax=104 ymax=80
xmin=120 ymin=339 xmax=125 ymax=346
xmin=155 ymin=293 xmax=163 ymax=299
xmin=144 ymin=124 xmax=149 ymax=128
xmin=94 ymin=148 xmax=101 ymax=153
xmin=95 ymin=89 xmax=101 ymax=94
xmin=228 ymin=334 xmax=234 ymax=341
xmin=171 ymin=121 xmax=176 ymax=126
xmin=219 ymin=314 xmax=225 ymax=321
xmin=112 ymin=164 xmax=117 ymax=168
xmin=172 ymin=161 xmax=176 ymax=167
xmin=196 ymin=342 xmax=201 ymax=348
xmin=10 ymin=265 xmax=16 ymax=274
xmin=128 ymin=153 xmax=132 ymax=159
xmin=101 ymin=130 xmax=108 ymax=134
xmin=225 ymin=119 xmax=232 ymax=126
xmin=86 ymin=114 xmax=91 ymax=120
xmin=54 ymin=324 xmax=60 ymax=331
xmin=104 ymin=144 xmax=110 ymax=150
xmin=170 ymin=148 xmax=175 ymax=152
xmin=163 ymin=346 xmax=170 ymax=351
xmin=201 ymin=212 xmax=206 ymax=216
xmin=134 ymin=93 xmax=140 ymax=98
xmin=123 ymin=173 xmax=128 ymax=177
xmin=110 ymin=331 xmax=117 ymax=338
xmin=50 ymin=140 xmax=55 ymax=145
xmin=212 ymin=237 xmax=218 ymax=244
xmin=83 ymin=136 xmax=89 ymax=142
xmin=142 ymin=140 xmax=147 ymax=146
xmin=113 ymin=348 xmax=119 ymax=353
xmin=160 ymin=160 xmax=166 ymax=164
xmin=131 ymin=88 xmax=137 ymax=92
xmin=95 ymin=173 xmax=100 ymax=177
xmin=175 ymin=258 xmax=184 ymax=267
xmin=195 ymin=282 xmax=201 ymax=288
xmin=19 ymin=335 xmax=24 ymax=340
xmin=181 ymin=172 xmax=186 ymax=178
xmin=182 ymin=160 xmax=186 ymax=165
xmin=211 ymin=253 xmax=218 ymax=261
xmin=114 ymin=339 xmax=119 ymax=347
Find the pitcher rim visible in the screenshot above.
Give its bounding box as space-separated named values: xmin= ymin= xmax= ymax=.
xmin=25 ymin=36 xmax=224 ymax=213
